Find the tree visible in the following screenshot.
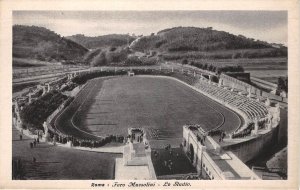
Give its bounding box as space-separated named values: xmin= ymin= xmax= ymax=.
xmin=203 ymin=64 xmax=208 ymax=70
xmin=124 ymin=56 xmax=142 ymax=65
xmin=106 ymin=49 xmax=128 ymax=63
xmin=212 ymin=66 xmax=216 ymax=72
xmin=19 ymin=91 xmax=67 ymax=131
xmin=91 ymin=51 xmax=107 ymax=66
xmin=232 ymin=52 xmax=241 ymax=59
xmin=216 ymin=67 xmax=221 ymax=75
xmin=198 ymin=63 xmax=203 ymax=69
xmin=277 ymin=77 xmax=288 ymax=93
xmin=277 ymin=77 xmax=285 ymax=91
xmin=181 ymin=59 xmax=188 ymax=65
xmin=110 ymin=47 xmax=117 ymax=52
xmin=237 ymin=66 xmax=244 ymax=72
xmin=211 ymin=76 xmax=219 ymax=83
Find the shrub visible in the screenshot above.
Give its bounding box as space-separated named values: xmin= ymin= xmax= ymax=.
xmin=141 ymin=57 xmax=157 ymax=65
xmin=20 ymin=90 xmax=68 ymax=130
xmin=155 ymin=40 xmax=167 ymax=48
xmin=124 ymin=56 xmax=142 ymax=65
xmin=110 ymin=47 xmax=117 ymax=51
xmin=277 ymin=77 xmax=288 ymax=93
xmin=106 ymin=50 xmax=128 ymax=63
xmin=91 ymin=51 xmax=107 ymax=66
xmin=181 ymin=59 xmax=188 ymax=65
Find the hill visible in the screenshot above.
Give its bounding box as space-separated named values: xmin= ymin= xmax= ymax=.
xmin=66 ymin=34 xmax=136 ymax=49
xmin=13 ymin=25 xmax=88 ymax=62
xmin=130 ymin=26 xmax=287 ymax=59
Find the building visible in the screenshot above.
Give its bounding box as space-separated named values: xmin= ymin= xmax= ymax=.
xmin=182 ymin=125 xmax=261 ymax=180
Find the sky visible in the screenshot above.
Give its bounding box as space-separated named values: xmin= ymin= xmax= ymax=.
xmin=13 ymin=11 xmax=287 ymax=45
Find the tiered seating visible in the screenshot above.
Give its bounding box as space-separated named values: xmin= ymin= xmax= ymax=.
xmin=194 ymin=79 xmax=269 ymax=122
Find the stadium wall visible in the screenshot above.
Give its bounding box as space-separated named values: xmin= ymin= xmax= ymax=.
xmin=222 ymin=125 xmax=279 ymax=163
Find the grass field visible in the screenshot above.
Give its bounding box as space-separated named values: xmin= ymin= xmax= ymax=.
xmin=192 ymin=58 xmax=287 ymax=83
xmin=55 ymin=76 xmax=241 ymax=149
xmin=246 ymin=70 xmax=287 ymax=83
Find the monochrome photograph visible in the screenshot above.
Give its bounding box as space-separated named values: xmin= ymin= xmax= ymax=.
xmin=0 ymin=0 xmax=299 ymax=188
xmin=10 ymin=10 xmax=290 ymax=181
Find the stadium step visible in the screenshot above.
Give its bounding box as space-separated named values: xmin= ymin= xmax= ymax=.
xmin=22 ymin=160 xmax=60 ymax=179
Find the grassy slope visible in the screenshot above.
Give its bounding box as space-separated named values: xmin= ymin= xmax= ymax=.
xmin=13 ymin=25 xmax=88 ymax=63
xmin=131 ymin=27 xmax=287 ymax=60
xmin=67 ymin=34 xmax=136 ymax=49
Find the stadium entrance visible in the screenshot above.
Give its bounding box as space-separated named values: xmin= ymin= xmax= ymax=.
xmin=189 ymin=144 xmax=194 ymax=163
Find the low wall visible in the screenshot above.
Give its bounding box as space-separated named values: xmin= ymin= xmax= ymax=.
xmin=146 ymin=152 xmax=157 ymax=180
xmin=251 ymin=77 xmax=277 ymax=89
xmin=220 ymin=73 xmax=253 ymax=92
xmin=223 ymin=125 xmax=279 ymax=163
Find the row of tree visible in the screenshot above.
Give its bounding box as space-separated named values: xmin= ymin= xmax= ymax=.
xmin=187 ymin=60 xmax=244 ymax=74
xmin=19 ymin=90 xmax=68 ymax=130
xmin=72 ymin=67 xmax=199 ymax=86
xmin=90 ymin=48 xmax=157 ymax=67
xmin=72 ymin=70 xmax=128 ymax=85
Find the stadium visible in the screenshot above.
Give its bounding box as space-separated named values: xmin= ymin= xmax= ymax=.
xmin=53 ymin=74 xmax=241 ymax=146
xmin=13 ymin=65 xmax=283 ymax=180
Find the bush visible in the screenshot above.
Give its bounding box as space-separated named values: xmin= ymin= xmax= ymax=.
xmin=181 ymin=59 xmax=188 ymax=65
xmin=110 ymin=47 xmax=117 ymax=52
xmin=106 ymin=49 xmax=128 ymax=63
xmin=141 ymin=57 xmax=157 ymax=65
xmin=216 ymin=65 xmax=244 ymax=74
xmin=155 ymin=39 xmax=167 ymax=48
xmin=20 ymin=90 xmax=68 ymax=130
xmin=124 ymin=56 xmax=142 ymax=65
xmin=277 ymin=77 xmax=288 ymax=93
xmin=91 ymin=51 xmax=107 ymax=66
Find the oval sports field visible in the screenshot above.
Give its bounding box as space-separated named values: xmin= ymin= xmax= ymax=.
xmin=53 ymin=76 xmax=242 ymax=148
